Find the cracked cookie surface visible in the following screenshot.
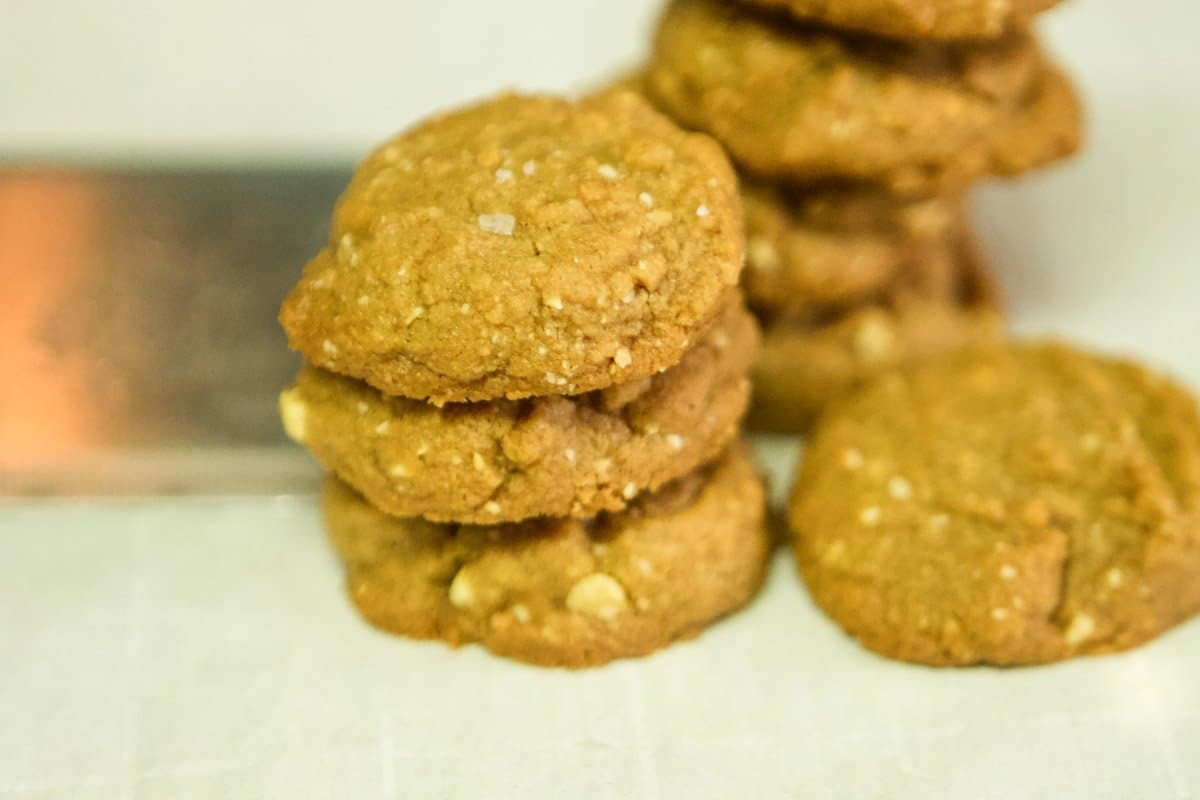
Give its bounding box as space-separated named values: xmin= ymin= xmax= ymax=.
xmin=789 ymin=342 xmax=1200 ymax=666
xmin=647 ymin=0 xmax=1080 ymax=194
xmin=280 ymin=91 xmax=743 ymax=404
xmin=324 ymin=443 xmax=771 ymax=668
xmin=728 ymin=0 xmax=1062 ymax=41
xmin=283 ymin=298 xmax=756 ymax=524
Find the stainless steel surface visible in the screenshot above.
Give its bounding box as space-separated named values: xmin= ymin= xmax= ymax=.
xmin=0 ymin=168 xmax=351 ymax=495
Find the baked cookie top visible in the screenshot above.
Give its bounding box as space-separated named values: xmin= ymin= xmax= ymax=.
xmin=280 ymin=91 xmax=743 ymax=404
xmin=647 ymin=0 xmax=1074 ymax=193
xmin=729 ymin=0 xmax=1062 ymax=41
xmin=282 ymin=297 xmax=757 ymax=524
xmin=789 ymin=343 xmax=1200 ymax=665
xmin=324 ymin=443 xmax=771 ymax=668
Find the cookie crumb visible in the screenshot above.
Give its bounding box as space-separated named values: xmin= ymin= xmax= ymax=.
xmin=404 ymin=306 xmax=425 ymax=325
xmin=544 ymin=294 xmax=564 ymax=310
xmin=375 ymin=421 xmax=390 ymax=435
xmin=841 ymin=448 xmax=864 ymax=470
xmin=1105 ymin=568 xmax=1124 ymax=587
xmin=478 ymin=213 xmax=516 ymax=236
xmin=459 ymin=303 xmax=471 ymax=314
xmin=389 ymin=463 xmax=410 ymax=478
xmin=991 ymin=607 xmax=1010 ymax=621
xmin=322 ymin=339 xmax=339 ymax=356
xmin=666 ymin=434 xmax=685 ymax=451
xmin=999 ymin=564 xmax=1018 ymax=580
xmin=564 ymin=449 xmax=576 ymax=463
xmin=853 ymin=318 xmax=895 ymax=362
xmin=566 ymin=574 xmax=629 ymax=620
xmin=614 ymin=347 xmax=633 ymax=369
xmin=356 ymin=401 xmax=369 ymax=415
xmin=511 ymin=603 xmax=531 ymax=623
xmin=473 ymin=452 xmax=487 ymax=471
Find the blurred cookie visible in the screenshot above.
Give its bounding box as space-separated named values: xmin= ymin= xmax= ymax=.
xmin=742 ymin=180 xmax=964 ymax=320
xmin=748 ymin=230 xmax=1000 ymax=433
xmin=790 ymin=342 xmax=1200 ymax=666
xmin=325 ymin=443 xmax=771 ymax=668
xmin=281 ymin=91 xmax=743 ymax=404
xmin=282 ymin=298 xmax=757 ymax=524
xmin=729 ymin=0 xmax=1062 ymax=41
xmin=647 ymin=0 xmax=1080 ymax=194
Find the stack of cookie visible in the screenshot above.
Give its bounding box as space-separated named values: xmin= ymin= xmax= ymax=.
xmin=641 ymin=0 xmax=1084 ymax=431
xmin=277 ymin=92 xmax=772 ymax=668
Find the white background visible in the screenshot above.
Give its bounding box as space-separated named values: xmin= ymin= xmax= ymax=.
xmin=4 ymin=1 xmax=1200 ymax=798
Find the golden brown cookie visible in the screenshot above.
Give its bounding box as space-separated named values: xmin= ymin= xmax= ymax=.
xmin=742 ymin=180 xmax=964 ymax=320
xmin=748 ymin=230 xmax=1000 ymax=433
xmin=790 ymin=343 xmax=1200 ymax=666
xmin=281 ymin=91 xmax=744 ymax=404
xmin=730 ymin=0 xmax=1062 ymax=41
xmin=647 ymin=0 xmax=1081 ymax=194
xmin=325 ymin=443 xmax=771 ymax=668
xmin=282 ymin=298 xmax=757 ymax=524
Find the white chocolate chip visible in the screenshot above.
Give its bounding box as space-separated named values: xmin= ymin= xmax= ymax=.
xmin=999 ymin=564 xmax=1017 ymax=580
xmin=565 ymin=574 xmax=628 ymax=620
xmin=887 ymin=476 xmax=912 ymax=501
xmin=389 ymin=463 xmax=410 ymax=478
xmin=614 ymin=347 xmax=633 ymax=369
xmin=666 ymin=434 xmax=685 ymax=451
xmin=853 ymin=318 xmax=895 ymax=362
xmin=1064 ymin=613 xmax=1096 ymax=646
xmin=638 ymin=192 xmax=654 ymax=208
xmin=374 ymin=421 xmax=389 ymax=435
xmin=495 ymin=168 xmax=513 ymax=184
xmin=622 ymin=482 xmax=638 ymax=500
xmin=448 ymin=570 xmax=475 ymax=608
xmin=696 ymin=204 xmax=710 ymax=218
xmin=322 ymin=339 xmax=338 ymax=356
xmin=564 ymin=448 xmax=576 ymax=464
xmin=544 ymin=295 xmax=564 ymax=310
xmin=279 ymin=390 xmax=308 ymax=443
xmin=483 ymin=501 xmax=502 ymax=515
xmin=597 ymin=164 xmax=620 ymax=180
xmin=472 ymin=452 xmax=487 ymax=471
xmin=478 ymin=213 xmax=515 ymax=236
xmin=859 ymin=506 xmax=882 ymax=527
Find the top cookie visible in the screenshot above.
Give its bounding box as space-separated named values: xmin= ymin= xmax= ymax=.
xmin=647 ymin=0 xmax=1071 ymax=193
xmin=280 ymin=91 xmax=743 ymax=404
xmin=729 ymin=0 xmax=1062 ymax=41
xmin=790 ymin=343 xmax=1200 ymax=665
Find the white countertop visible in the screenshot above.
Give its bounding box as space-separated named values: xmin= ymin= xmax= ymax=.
xmin=5 ymin=0 xmax=1200 ymax=797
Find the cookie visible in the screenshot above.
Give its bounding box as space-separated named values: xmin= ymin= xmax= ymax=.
xmin=647 ymin=0 xmax=1080 ymax=194
xmin=790 ymin=343 xmax=1200 ymax=666
xmin=324 ymin=443 xmax=771 ymax=668
xmin=281 ymin=298 xmax=757 ymax=524
xmin=729 ymin=0 xmax=1062 ymax=41
xmin=748 ymin=230 xmax=1000 ymax=433
xmin=280 ymin=91 xmax=744 ymax=405
xmin=742 ymin=180 xmax=964 ymax=321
